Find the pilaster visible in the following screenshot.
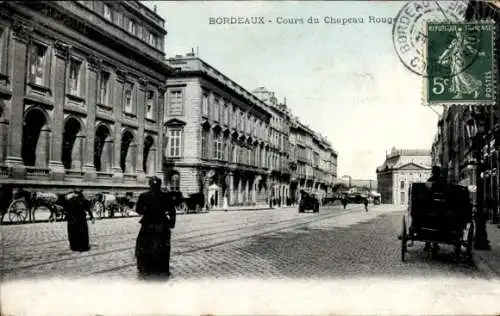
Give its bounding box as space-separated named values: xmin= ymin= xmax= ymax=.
xmin=5 ymin=21 xmax=33 ymax=178
xmin=83 ymin=54 xmax=101 ymax=182
xmin=49 ymin=40 xmax=71 ymax=180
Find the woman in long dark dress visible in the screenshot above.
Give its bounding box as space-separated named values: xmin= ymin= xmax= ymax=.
xmin=135 ymin=177 xmax=176 ymax=279
xmin=66 ymin=190 xmax=93 ymax=252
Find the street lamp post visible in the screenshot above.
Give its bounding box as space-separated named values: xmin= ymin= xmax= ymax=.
xmin=467 ymin=117 xmax=492 ymax=250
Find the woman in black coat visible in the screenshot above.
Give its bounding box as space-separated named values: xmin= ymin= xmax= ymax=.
xmin=65 ymin=190 xmax=93 ymax=252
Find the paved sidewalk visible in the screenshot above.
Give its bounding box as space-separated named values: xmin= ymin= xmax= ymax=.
xmin=475 ymin=223 xmax=500 ymax=276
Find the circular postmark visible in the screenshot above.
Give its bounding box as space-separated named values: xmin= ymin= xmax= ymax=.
xmin=392 ymin=1 xmax=480 ymax=77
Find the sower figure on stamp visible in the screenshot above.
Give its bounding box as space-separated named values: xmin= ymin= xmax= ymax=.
xmin=135 ymin=177 xmax=176 ymax=280
xmin=66 ymin=189 xmax=94 ymax=252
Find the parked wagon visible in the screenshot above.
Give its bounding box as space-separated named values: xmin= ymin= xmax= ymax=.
xmin=399 ymin=182 xmax=474 ymax=264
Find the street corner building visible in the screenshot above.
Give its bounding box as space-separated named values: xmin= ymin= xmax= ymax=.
xmin=164 ymin=55 xmax=338 ymax=208
xmin=0 ymin=1 xmax=172 ymax=193
xmin=376 ymin=147 xmax=432 ymax=205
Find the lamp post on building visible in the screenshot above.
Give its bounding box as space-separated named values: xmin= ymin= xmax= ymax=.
xmin=466 ymin=116 xmax=492 ymax=250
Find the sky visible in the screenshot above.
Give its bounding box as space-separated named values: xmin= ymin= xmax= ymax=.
xmin=143 ymin=1 xmax=442 ymax=180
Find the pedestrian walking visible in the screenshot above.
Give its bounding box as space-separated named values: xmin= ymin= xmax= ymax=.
xmin=223 ymin=193 xmax=228 ymax=212
xmin=363 ymin=197 xmax=368 ymax=212
xmin=66 ymin=189 xmax=94 ymax=252
xmin=135 ymin=177 xmax=176 ymax=280
xmin=341 ymin=196 xmax=348 ymax=209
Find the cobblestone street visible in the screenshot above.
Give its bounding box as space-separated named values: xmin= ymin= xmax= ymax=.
xmin=2 ymin=204 xmax=500 ymax=315
xmin=1 ymin=204 xmax=495 ymax=281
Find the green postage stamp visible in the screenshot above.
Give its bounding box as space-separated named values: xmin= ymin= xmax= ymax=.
xmin=425 ymin=22 xmax=496 ymax=105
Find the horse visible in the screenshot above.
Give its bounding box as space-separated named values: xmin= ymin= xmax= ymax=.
xmin=16 ymin=190 xmax=70 ymax=222
xmin=115 ymin=192 xmax=135 ymax=216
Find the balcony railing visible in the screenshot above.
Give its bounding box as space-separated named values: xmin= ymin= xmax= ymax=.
xmin=25 ymin=167 xmax=50 ymax=176
xmin=0 ymin=165 xmax=10 ymax=177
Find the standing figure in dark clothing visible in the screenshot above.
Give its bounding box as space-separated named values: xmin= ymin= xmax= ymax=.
xmin=135 ymin=177 xmax=176 ymax=280
xmin=363 ymin=197 xmax=368 ymax=212
xmin=66 ymin=189 xmax=94 ymax=252
xmin=341 ymin=195 xmax=348 ymax=209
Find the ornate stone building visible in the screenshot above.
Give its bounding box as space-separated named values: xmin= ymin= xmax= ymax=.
xmin=376 ymin=148 xmax=432 ymax=205
xmin=0 ymin=1 xmax=171 ymax=192
xmin=164 ymin=55 xmax=338 ymax=207
xmin=165 ymin=54 xmax=272 ymax=207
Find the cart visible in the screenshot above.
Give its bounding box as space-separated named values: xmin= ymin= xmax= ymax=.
xmin=399 ymin=182 xmax=474 ymax=264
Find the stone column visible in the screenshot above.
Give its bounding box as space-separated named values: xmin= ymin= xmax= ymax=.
xmin=228 ymin=172 xmax=234 ymax=205
xmin=136 ymin=78 xmax=147 ymax=182
xmin=49 ymin=40 xmax=70 ymax=180
xmin=0 ymin=119 xmax=8 ymax=163
xmin=71 ymin=134 xmax=85 ymax=171
xmin=245 ymin=178 xmax=249 ymax=203
xmin=5 ymin=22 xmax=33 ymax=177
xmin=155 ymin=86 xmax=166 ymax=181
xmin=112 ymin=71 xmax=124 ymax=182
xmin=237 ymin=177 xmax=242 ymax=204
xmin=147 ymin=147 xmax=156 ymax=177
xmin=36 ymin=126 xmax=51 ymax=168
xmin=125 ymin=143 xmax=136 ymax=174
xmin=84 ymin=54 xmax=101 ymax=182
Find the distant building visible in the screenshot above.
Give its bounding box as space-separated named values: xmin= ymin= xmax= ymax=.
xmin=376 ymin=147 xmax=432 ymax=205
xmin=338 ymin=175 xmax=377 ymax=192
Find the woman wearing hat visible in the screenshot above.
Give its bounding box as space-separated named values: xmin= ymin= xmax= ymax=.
xmin=135 ymin=177 xmax=176 ymax=279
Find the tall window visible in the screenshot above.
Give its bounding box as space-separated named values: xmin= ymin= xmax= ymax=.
xmin=168 ymin=89 xmax=183 ymax=115
xmin=223 ymin=137 xmax=229 ymax=160
xmin=201 ymin=129 xmax=209 ymax=159
xmin=69 ymin=58 xmax=82 ymax=96
xmin=167 ymin=129 xmax=182 ymax=158
xmin=114 ymin=11 xmax=123 ymax=28
xmin=99 ymin=71 xmax=110 ymax=104
xmin=223 ymin=103 xmax=229 ymax=124
xmin=30 ymin=43 xmax=48 ymax=86
xmin=213 ymin=132 xmax=223 ymax=160
xmin=124 ymin=82 xmax=133 ymax=113
xmin=0 ymin=27 xmax=5 ymax=74
xmin=400 ymin=180 xmax=405 ymax=189
xmin=103 ymin=4 xmax=112 ymax=20
xmin=400 ymin=191 xmax=405 ymax=204
xmin=128 ymin=19 xmax=136 ymax=34
xmin=202 ymin=92 xmax=209 ymax=117
xmin=214 ymin=98 xmax=220 ymax=122
xmin=149 ymin=33 xmax=157 ymax=47
xmin=146 ymin=90 xmax=155 ymax=119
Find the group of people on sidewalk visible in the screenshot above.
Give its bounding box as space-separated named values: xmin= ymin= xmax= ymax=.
xmin=64 ymin=176 xmax=176 ymax=280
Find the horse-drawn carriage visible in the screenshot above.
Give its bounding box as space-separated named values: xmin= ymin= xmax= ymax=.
xmin=0 ymin=186 xmax=86 ymax=224
xmin=399 ymin=182 xmax=475 ymax=264
xmin=171 ymin=192 xmax=206 ymax=214
xmin=92 ymin=192 xmax=137 ymax=219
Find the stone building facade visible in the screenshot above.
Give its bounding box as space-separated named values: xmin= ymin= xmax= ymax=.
xmin=376 ymin=148 xmax=432 ymax=205
xmin=0 ymin=1 xmax=170 ymax=193
xmin=165 ymin=54 xmax=338 ymax=207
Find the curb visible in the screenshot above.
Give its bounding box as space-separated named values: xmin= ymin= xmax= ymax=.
xmin=473 ymin=252 xmax=500 ymax=279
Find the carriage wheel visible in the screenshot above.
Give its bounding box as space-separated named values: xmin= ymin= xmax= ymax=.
xmin=8 ymin=200 xmax=28 ymax=223
xmin=401 ymin=216 xmax=407 ymax=262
